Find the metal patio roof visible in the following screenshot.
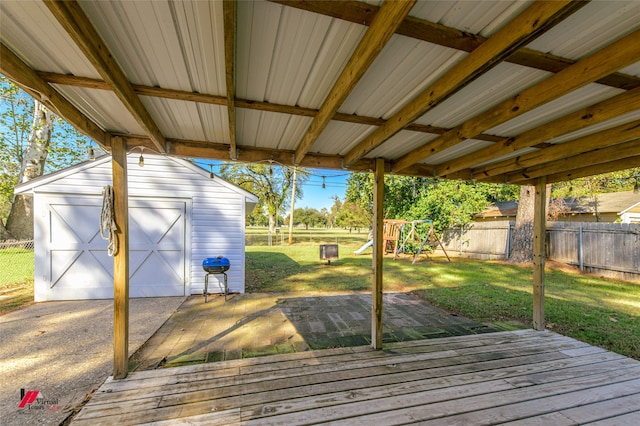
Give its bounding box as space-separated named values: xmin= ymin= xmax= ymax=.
xmin=1 ymin=0 xmax=639 ymax=184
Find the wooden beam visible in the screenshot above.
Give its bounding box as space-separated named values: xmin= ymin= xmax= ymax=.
xmin=438 ymin=86 xmax=640 ymax=177
xmin=1 ymin=44 xmax=106 ymax=145
xmin=393 ymin=28 xmax=640 ymax=173
xmin=156 ymin=136 xmax=380 ymax=172
xmin=223 ymin=0 xmax=237 ymax=160
xmin=532 ymin=177 xmax=546 ymax=331
xmin=111 ymin=135 xmax=130 ymax=380
xmin=272 ymin=0 xmax=638 ymax=91
xmin=344 ymin=0 xmax=582 ymax=166
xmin=372 ymin=158 xmax=385 ymax=350
xmin=37 ymin=70 xmax=505 ymax=143
xmin=293 ymin=0 xmax=415 ymax=165
xmin=507 ymin=139 xmax=640 ymax=184
xmin=543 ymin=155 xmax=640 ymax=184
xmin=43 ymin=0 xmax=166 ymax=153
xmin=475 ymin=118 xmax=640 ymax=180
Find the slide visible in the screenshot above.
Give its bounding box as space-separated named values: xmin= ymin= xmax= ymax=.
xmin=354 ymin=239 xmax=374 ymax=255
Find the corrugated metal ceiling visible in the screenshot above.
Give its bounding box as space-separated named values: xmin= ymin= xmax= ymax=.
xmin=1 ymin=0 xmax=638 ymax=184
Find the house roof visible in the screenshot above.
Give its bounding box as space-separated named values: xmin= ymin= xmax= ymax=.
xmin=477 ymin=191 xmax=640 ymax=218
xmin=14 ymin=153 xmax=259 ymax=204
xmin=1 ymin=1 xmax=639 ymax=184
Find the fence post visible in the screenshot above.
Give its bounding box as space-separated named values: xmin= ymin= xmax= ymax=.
xmin=578 ymin=225 xmax=584 ymax=271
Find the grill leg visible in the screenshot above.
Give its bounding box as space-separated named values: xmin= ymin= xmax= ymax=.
xmin=204 ymin=273 xmax=209 ymax=303
xmin=223 ymin=272 xmax=228 ymax=301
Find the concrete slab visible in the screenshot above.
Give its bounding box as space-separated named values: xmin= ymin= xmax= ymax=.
xmin=0 ymin=297 xmax=185 ymax=426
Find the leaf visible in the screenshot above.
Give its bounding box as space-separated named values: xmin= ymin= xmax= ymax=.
xmin=609 ymin=317 xmax=619 ymax=322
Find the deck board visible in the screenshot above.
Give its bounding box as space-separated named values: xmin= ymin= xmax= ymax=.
xmin=71 ymin=330 xmax=640 ymax=425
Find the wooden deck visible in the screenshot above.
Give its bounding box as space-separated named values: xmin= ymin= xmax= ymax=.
xmin=72 ymin=330 xmax=640 ymax=425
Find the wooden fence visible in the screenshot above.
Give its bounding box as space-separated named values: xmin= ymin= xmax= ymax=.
xmin=434 ymin=221 xmax=640 ymax=282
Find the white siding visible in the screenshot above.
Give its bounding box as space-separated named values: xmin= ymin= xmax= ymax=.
xmin=29 ymin=154 xmax=254 ymax=298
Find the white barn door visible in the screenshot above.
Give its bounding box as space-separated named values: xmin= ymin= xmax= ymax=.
xmin=38 ymin=195 xmax=187 ymax=300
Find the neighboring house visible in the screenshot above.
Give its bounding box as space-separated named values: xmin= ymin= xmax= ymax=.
xmin=475 ymin=191 xmax=640 ymax=223
xmin=14 ymin=153 xmax=258 ymax=302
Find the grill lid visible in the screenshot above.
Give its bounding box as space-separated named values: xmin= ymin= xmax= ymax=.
xmin=202 ymin=257 xmax=230 ymax=273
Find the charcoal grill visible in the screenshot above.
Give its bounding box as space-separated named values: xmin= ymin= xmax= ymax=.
xmin=202 ymin=257 xmax=230 ymax=302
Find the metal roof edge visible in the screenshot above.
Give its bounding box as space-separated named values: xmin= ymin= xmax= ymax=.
xmin=13 ymin=155 xmax=112 ymax=194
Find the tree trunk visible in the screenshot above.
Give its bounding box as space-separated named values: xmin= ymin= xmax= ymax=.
xmin=268 ymin=214 xmax=277 ymax=235
xmin=6 ymin=101 xmax=54 ymax=240
xmin=509 ymin=184 xmax=551 ymax=263
xmin=0 ymin=218 xmax=13 ymax=240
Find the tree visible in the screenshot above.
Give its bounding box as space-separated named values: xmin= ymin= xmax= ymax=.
xmin=219 ymin=163 xmax=308 ymax=234
xmin=345 ymin=172 xmax=516 ymax=230
xmin=1 ymin=76 xmax=94 ymax=239
xmin=336 ymin=201 xmax=370 ymax=232
xmin=247 ymin=201 xmax=269 ymax=226
xmin=285 ymin=207 xmax=325 ymax=230
xmin=406 ymin=180 xmax=489 ymax=233
xmin=509 ymin=168 xmax=640 ymax=263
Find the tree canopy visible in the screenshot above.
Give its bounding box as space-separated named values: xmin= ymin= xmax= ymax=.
xmin=1 ymin=76 xmax=100 ymax=237
xmin=344 ymin=173 xmax=519 ymax=232
xmin=219 ymin=163 xmax=309 ymax=233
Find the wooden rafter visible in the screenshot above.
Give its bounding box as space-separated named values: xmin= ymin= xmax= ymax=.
xmin=392 ymin=28 xmax=640 ymax=173
xmin=0 ymin=43 xmax=106 ymax=145
xmin=438 ymin=87 xmax=640 ymax=178
xmin=223 ymin=0 xmax=237 ymax=160
xmin=121 ymin=135 xmax=379 ymax=173
xmin=272 ymin=0 xmax=640 ymax=92
xmin=343 ymin=0 xmax=583 ymax=166
xmin=293 ymin=0 xmax=415 ymax=165
xmin=541 ymin=155 xmax=640 ymax=185
xmin=476 ymin=118 xmax=640 ymax=181
xmin=507 ymin=139 xmax=640 ymax=184
xmin=37 ymin=71 xmax=503 ymax=144
xmin=43 ymin=0 xmax=166 ymax=153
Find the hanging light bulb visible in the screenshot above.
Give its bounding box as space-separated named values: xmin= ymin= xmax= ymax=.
xmin=209 ymin=164 xmax=214 ymax=179
xmin=138 ymin=147 xmax=145 ymax=167
xmin=322 ymin=176 xmax=326 ymax=189
xmin=634 ymin=178 xmax=639 ymax=194
xmin=88 ymin=145 xmax=95 ymax=161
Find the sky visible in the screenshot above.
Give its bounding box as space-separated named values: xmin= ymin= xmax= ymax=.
xmin=296 ymin=169 xmax=351 ymax=211
xmin=195 ymin=160 xmax=351 ymax=211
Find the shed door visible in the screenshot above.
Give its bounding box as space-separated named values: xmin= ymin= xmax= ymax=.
xmin=44 ymin=195 xmax=186 ymax=299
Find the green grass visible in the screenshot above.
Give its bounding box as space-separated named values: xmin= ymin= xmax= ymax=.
xmin=246 ymin=244 xmax=640 ymax=360
xmin=0 ymin=248 xmax=35 ymax=315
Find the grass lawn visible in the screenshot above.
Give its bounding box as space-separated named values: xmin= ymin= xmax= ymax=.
xmin=246 ymin=243 xmax=640 ymax=360
xmin=0 ymin=247 xmax=35 ymax=315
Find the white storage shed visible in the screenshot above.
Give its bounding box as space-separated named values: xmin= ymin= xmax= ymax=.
xmin=15 ymin=153 xmax=258 ymax=302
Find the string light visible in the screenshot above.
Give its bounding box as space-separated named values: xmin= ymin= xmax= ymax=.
xmin=322 ymin=176 xmax=326 ymax=189
xmin=88 ymin=144 xmax=95 ymax=161
xmin=138 ymin=147 xmax=144 ymax=167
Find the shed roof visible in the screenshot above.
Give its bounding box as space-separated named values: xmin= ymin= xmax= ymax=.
xmin=1 ymin=0 xmax=639 ymax=183
xmin=14 ymin=153 xmax=259 ymax=205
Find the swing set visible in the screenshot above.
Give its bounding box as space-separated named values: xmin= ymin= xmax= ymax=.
xmin=383 ymin=219 xmax=450 ymax=264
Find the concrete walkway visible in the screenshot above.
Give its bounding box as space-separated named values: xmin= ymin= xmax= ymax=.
xmin=130 ymin=292 xmax=513 ymax=371
xmin=0 ymin=297 xmax=185 ymax=426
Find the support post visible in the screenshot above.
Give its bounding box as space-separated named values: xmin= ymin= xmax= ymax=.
xmin=372 ymin=158 xmax=385 ymax=349
xmin=111 ymin=136 xmax=130 ymax=379
xmin=532 ymin=177 xmax=547 ymax=331
xmin=288 ymin=167 xmax=297 ymax=245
